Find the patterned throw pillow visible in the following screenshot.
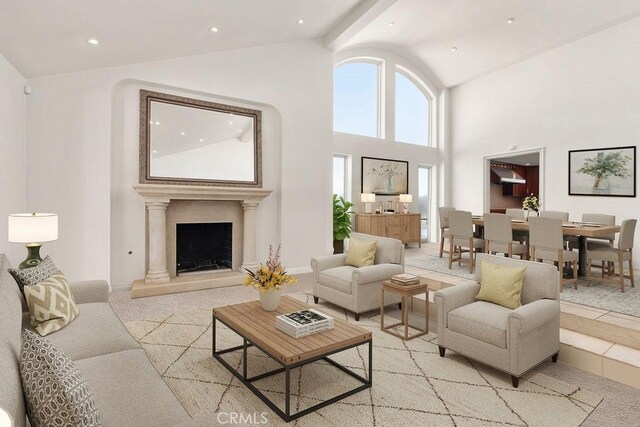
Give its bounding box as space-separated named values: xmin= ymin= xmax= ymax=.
xmin=8 ymin=255 xmax=61 ymax=294
xmin=20 ymin=330 xmax=102 ymax=427
xmin=24 ymin=274 xmax=80 ymax=336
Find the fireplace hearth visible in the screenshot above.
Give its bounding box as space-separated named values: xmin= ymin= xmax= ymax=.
xmin=176 ymin=222 xmax=232 ymax=275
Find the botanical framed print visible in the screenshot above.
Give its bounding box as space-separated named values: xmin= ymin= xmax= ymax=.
xmin=568 ymin=146 xmax=636 ymax=197
xmin=361 ymin=157 xmax=409 ymax=195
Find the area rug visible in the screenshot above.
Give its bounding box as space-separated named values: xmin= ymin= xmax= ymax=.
xmin=406 ymin=254 xmax=640 ymax=318
xmin=124 ymin=292 xmax=601 ymax=426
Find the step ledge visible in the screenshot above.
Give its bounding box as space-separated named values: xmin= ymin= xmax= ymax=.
xmin=560 ymin=328 xmax=613 ymax=355
xmin=603 ymin=343 xmax=640 ymax=368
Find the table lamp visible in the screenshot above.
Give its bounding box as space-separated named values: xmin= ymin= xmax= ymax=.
xmin=361 ymin=193 xmax=376 ymax=214
xmin=8 ymin=213 xmax=58 ymax=269
xmin=399 ymin=194 xmax=413 ymax=213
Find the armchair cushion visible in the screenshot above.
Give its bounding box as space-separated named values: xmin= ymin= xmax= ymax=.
xmin=353 ymin=263 xmax=404 ymax=285
xmin=345 ymin=238 xmax=377 ymax=268
xmin=476 ymin=260 xmax=526 ymax=309
xmin=448 ymin=301 xmax=511 ymax=348
xmin=319 ymin=266 xmax=356 ymax=295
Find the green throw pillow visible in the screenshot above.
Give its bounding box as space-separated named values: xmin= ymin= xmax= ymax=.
xmin=345 ymin=239 xmax=377 ymax=268
xmin=476 ymin=260 xmax=526 ymax=310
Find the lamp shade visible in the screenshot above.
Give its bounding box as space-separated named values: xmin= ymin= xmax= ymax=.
xmin=399 ymin=194 xmax=413 ymax=203
xmin=8 ymin=213 xmax=58 ymax=243
xmin=361 ymin=193 xmax=376 ymax=203
xmin=0 ymin=406 xmax=13 ymax=426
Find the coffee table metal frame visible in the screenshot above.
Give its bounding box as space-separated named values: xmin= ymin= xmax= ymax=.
xmin=212 ymin=314 xmax=372 ymax=422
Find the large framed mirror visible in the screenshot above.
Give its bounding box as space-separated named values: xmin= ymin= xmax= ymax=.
xmin=139 ymin=90 xmax=262 ymax=187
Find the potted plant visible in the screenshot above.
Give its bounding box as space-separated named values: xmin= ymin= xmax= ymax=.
xmin=244 ymin=244 xmax=296 ymax=311
xmin=577 ymin=151 xmax=632 ymax=193
xmin=333 ymin=194 xmax=353 ymax=254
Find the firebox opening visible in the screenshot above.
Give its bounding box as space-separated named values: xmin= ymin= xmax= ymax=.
xmin=176 ymin=222 xmax=232 ymax=275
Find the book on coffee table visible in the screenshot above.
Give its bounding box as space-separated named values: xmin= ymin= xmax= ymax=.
xmin=390 ymin=273 xmax=420 ymax=285
xmin=276 ymin=309 xmax=334 ymax=339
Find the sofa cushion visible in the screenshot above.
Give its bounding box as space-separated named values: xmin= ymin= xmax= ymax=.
xmin=22 ymin=302 xmax=139 ymax=361
xmin=75 ymin=349 xmax=190 ymax=427
xmin=0 ymin=254 xmax=28 ymax=426
xmin=319 ymin=266 xmax=356 ymax=295
xmin=448 ymin=301 xmax=511 ymax=348
xmin=9 ymin=255 xmax=61 ymax=295
xmin=476 ymin=260 xmax=526 ymax=310
xmin=20 ymin=330 xmax=101 ymax=427
xmin=24 ymin=274 xmax=80 ymax=336
xmin=345 ymin=238 xmax=377 ymax=268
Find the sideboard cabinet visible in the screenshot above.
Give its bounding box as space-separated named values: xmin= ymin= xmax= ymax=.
xmin=354 ymin=213 xmax=421 ymax=247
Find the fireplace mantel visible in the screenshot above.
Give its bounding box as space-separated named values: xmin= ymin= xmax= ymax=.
xmin=132 ymin=184 xmax=272 ymax=298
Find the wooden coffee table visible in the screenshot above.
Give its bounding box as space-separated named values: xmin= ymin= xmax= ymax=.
xmin=380 ymin=279 xmax=429 ymax=340
xmin=212 ymin=296 xmax=372 ymax=422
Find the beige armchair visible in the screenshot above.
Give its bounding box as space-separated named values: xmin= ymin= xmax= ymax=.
xmin=434 ymin=253 xmax=560 ymax=388
xmin=311 ymin=233 xmax=404 ymax=320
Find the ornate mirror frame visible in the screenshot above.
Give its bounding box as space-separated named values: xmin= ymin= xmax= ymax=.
xmin=139 ymin=90 xmax=262 ymax=187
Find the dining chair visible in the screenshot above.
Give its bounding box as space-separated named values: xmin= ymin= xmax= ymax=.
xmin=529 ymin=217 xmax=578 ymax=292
xmin=587 ymin=219 xmax=636 ymax=292
xmin=483 ymin=213 xmax=528 ymax=259
xmin=438 ymin=207 xmax=456 ymax=258
xmin=505 ymin=208 xmax=525 ymax=220
xmin=448 ymin=210 xmax=484 ymax=273
xmin=505 ymin=208 xmax=528 ymax=244
xmin=568 ymin=213 xmax=616 ymax=274
xmin=538 ymin=211 xmax=570 ymax=221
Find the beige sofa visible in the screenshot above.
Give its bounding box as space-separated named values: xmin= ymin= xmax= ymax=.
xmin=311 ymin=233 xmax=404 ymax=320
xmin=434 ymin=253 xmax=560 ymax=388
xmin=0 ymin=254 xmax=191 ymax=426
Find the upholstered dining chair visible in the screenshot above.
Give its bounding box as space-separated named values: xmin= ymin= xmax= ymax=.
xmin=568 ymin=213 xmax=616 ymax=274
xmin=505 ymin=208 xmax=525 ymax=220
xmin=483 ymin=213 xmax=528 ymax=259
xmin=448 ymin=210 xmax=484 ymax=273
xmin=538 ymin=211 xmax=570 ymax=221
xmin=438 ymin=207 xmax=456 ymax=258
xmin=587 ymin=219 xmax=636 ymax=292
xmin=528 ymin=217 xmax=578 ymax=292
xmin=505 ymin=208 xmax=528 ymax=244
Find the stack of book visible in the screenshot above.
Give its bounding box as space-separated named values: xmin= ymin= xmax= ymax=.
xmin=276 ymin=309 xmax=334 ymax=339
xmin=390 ymin=273 xmax=420 ymax=285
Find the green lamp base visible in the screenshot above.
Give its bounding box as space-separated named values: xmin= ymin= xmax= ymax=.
xmin=19 ymin=244 xmax=43 ymax=269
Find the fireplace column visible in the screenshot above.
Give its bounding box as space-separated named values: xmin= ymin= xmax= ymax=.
xmin=241 ymin=201 xmax=260 ymax=271
xmin=145 ymin=200 xmax=170 ymax=283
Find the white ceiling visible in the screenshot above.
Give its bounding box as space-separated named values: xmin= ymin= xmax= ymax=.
xmin=341 ymin=0 xmax=640 ymax=87
xmin=0 ymin=0 xmax=362 ymax=78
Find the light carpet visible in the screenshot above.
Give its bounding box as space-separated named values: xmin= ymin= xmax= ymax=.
xmin=406 ymin=254 xmax=640 ymax=317
xmin=124 ymin=292 xmax=601 ymax=426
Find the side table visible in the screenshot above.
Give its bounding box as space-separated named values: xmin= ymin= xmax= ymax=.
xmin=380 ymin=279 xmax=429 ymax=340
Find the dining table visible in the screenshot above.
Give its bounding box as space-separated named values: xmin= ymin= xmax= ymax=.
xmin=471 ymin=216 xmax=621 ymax=276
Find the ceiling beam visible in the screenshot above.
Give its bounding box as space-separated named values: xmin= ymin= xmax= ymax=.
xmin=324 ymin=0 xmax=398 ymax=51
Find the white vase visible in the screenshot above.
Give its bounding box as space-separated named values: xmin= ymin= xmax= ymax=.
xmin=259 ymin=288 xmax=281 ymax=311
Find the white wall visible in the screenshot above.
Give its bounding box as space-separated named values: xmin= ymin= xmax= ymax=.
xmin=0 ymin=52 xmax=27 ymax=263
xmin=26 ymin=39 xmax=333 ymax=287
xmin=450 ymin=18 xmax=640 ymax=264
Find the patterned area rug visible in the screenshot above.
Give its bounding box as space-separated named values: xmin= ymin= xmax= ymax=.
xmin=124 ymin=293 xmax=601 ymax=426
xmin=406 ymin=254 xmax=640 ymax=317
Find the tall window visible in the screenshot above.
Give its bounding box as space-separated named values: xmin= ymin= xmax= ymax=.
xmin=333 ymin=154 xmax=349 ymax=199
xmin=333 ymin=61 xmax=380 ymax=138
xmin=395 ymin=70 xmax=430 ymax=146
xmin=418 ymin=166 xmax=431 ymax=241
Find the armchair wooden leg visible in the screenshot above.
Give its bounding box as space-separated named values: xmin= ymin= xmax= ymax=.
xmin=552 ymin=352 xmax=559 ymax=363
xmin=448 ymin=239 xmax=454 ymax=269
xmin=511 ymin=376 xmax=520 ymax=388
xmin=398 ymin=302 xmax=402 ymax=310
xmin=619 ymin=252 xmax=625 ymax=293
xmin=438 ymin=346 xmax=446 ymax=357
xmin=313 ymin=296 xmax=319 ymax=304
xmin=629 ymin=250 xmax=635 ymax=288
xmin=439 ymin=235 xmax=445 ymax=258
xmin=354 ymin=313 xmax=360 ymax=321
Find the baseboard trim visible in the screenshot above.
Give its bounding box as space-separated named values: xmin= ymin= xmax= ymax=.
xmin=111 ymin=283 xmax=132 ymax=292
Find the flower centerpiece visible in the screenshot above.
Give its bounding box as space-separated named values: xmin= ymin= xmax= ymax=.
xmin=522 ymin=194 xmax=540 ymax=220
xmin=244 ymin=244 xmax=296 ymax=311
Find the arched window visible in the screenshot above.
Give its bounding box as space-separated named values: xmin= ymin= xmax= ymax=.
xmin=333 ymin=61 xmax=381 ymax=138
xmin=395 ymin=69 xmax=430 ymax=146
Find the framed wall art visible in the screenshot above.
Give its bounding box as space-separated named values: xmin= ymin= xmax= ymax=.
xmin=568 ymin=146 xmax=636 ymax=197
xmin=361 ymin=156 xmax=409 ymax=195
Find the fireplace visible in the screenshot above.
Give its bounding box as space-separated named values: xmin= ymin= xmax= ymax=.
xmin=176 ymin=222 xmax=232 ymax=275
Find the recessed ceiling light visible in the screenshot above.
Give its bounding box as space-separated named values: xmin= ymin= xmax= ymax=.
xmin=209 ymin=26 xmax=219 ymax=33
xmin=229 ymin=121 xmax=233 ymax=125
xmin=154 ymin=121 xmax=160 ymax=125
xmin=297 ymin=18 xmax=305 ymax=25
xmin=507 ymin=17 xmax=516 ymax=24
xmin=180 ymin=131 xmax=185 ymax=136
xmin=152 ymin=150 xmax=157 ymax=154
xmin=525 ymin=163 xmax=531 ymax=166
xmin=451 ymin=46 xmax=458 ymax=52
xmin=199 ymin=138 xmax=204 ymax=142
xmin=388 ymin=21 xmax=396 ymax=27
xmin=87 ymin=38 xmax=99 ymax=45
